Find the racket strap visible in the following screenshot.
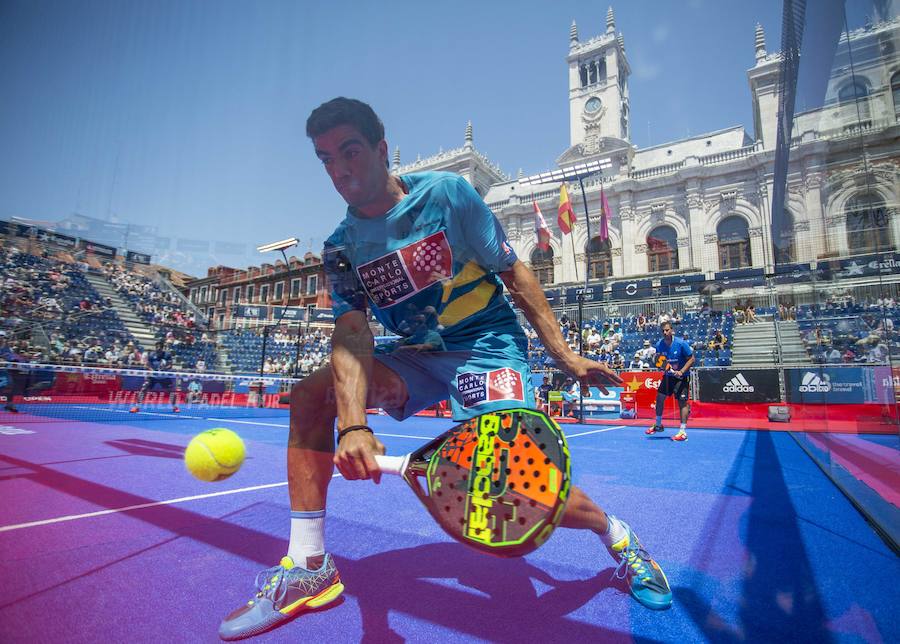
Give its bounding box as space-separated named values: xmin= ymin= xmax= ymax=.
xmin=337 ymin=424 xmax=374 ymax=442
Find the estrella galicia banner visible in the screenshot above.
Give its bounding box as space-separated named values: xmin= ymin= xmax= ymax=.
xmin=610 ymin=279 xmax=652 ymax=300
xmin=235 ymin=305 xmax=266 ymax=319
xmin=697 ymin=369 xmax=781 ymax=403
xmin=831 ymin=252 xmax=900 ymax=280
xmin=126 ymin=250 xmax=152 ymax=265
xmin=784 ymin=367 xmax=883 ymax=404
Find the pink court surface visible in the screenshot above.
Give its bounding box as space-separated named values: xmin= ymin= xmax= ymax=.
xmin=0 ymin=406 xmax=898 ymax=643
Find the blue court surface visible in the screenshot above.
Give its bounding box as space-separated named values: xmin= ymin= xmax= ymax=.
xmin=0 ymin=407 xmax=897 ymax=643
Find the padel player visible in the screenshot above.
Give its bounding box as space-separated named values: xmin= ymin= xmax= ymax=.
xmin=130 ymin=341 xmax=180 ymax=414
xmin=645 ymin=320 xmax=694 ymax=441
xmin=218 ymin=98 xmax=673 ymax=640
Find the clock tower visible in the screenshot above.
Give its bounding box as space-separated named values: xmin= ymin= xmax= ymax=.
xmin=567 ymin=7 xmax=631 ymax=153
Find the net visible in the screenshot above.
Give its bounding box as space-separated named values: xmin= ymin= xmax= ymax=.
xmin=0 ymin=361 xmax=298 ymax=424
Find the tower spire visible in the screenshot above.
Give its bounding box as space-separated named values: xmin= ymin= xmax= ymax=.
xmin=754 ymin=23 xmax=767 ymax=60
xmin=392 ymin=146 xmax=400 ymax=171
xmin=464 ymin=120 xmax=473 ymax=148
xmin=570 ymin=20 xmax=579 ymax=45
xmin=606 ymin=6 xmax=615 ymax=33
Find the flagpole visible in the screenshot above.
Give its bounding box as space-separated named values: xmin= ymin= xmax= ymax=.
xmin=574 ymin=176 xmax=595 ymax=422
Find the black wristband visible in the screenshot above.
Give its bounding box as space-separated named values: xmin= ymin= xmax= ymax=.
xmin=337 ymin=424 xmax=373 ymax=442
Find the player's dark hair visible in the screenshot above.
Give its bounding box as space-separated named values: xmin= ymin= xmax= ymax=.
xmin=306 ymin=97 xmax=385 ymax=146
xmin=660 ymin=321 xmax=672 ymax=330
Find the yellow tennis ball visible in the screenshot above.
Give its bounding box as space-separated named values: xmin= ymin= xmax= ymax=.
xmin=184 ymin=428 xmax=245 ymax=482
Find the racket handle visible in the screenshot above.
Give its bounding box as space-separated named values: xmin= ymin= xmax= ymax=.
xmin=374 ymin=454 xmax=409 ymax=476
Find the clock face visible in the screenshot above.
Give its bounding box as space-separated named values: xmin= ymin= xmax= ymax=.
xmin=585 ymin=97 xmax=602 ymax=114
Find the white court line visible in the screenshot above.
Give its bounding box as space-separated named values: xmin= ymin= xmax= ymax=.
xmin=566 ymin=425 xmax=627 ymax=438
xmin=207 ymin=418 xmax=288 ymax=428
xmin=0 ymin=474 xmax=343 ymax=533
xmin=84 ymin=407 xmax=205 ymax=420
xmin=1 ymin=422 xmax=623 ymax=533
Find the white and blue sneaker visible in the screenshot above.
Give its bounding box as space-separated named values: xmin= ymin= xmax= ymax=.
xmin=606 ymin=518 xmax=672 ymax=610
xmin=219 ymin=554 xmax=344 ymax=640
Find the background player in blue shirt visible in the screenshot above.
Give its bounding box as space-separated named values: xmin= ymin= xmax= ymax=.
xmin=646 ymin=320 xmax=695 ymax=441
xmin=218 ymin=98 xmax=673 ymax=641
xmin=130 ymin=341 xmax=180 ymax=414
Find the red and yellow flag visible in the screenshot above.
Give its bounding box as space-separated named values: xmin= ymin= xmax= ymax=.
xmin=557 ymin=183 xmax=576 ymax=235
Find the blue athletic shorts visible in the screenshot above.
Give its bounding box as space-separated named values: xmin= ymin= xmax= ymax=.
xmin=374 ymin=340 xmax=535 ymax=422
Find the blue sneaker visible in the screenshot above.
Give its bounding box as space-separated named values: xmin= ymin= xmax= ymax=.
xmin=218 ymin=554 xmax=344 ymax=640
xmin=606 ymin=518 xmax=672 ymax=610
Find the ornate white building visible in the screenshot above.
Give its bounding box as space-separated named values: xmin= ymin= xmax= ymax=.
xmin=394 ymin=8 xmax=900 ymax=297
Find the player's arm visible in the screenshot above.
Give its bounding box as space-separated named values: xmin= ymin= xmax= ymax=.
xmin=675 ymin=353 xmax=695 ymax=377
xmin=330 ymin=309 xmax=385 ymax=481
xmin=500 ymin=260 xmax=621 ymax=392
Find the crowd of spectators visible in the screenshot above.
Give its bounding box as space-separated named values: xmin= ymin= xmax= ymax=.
xmin=799 ymin=293 xmax=896 ymax=364
xmin=525 ymin=307 xmax=735 ymax=373
xmin=1 ymin=245 xmax=133 ymax=365
xmin=220 ymin=329 xmax=331 ymax=376
xmin=103 ymin=262 xmax=197 ymax=329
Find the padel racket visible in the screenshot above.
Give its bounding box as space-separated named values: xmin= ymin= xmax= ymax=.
xmin=654 ymin=354 xmax=682 ymax=378
xmin=374 ymin=408 xmax=570 ymax=557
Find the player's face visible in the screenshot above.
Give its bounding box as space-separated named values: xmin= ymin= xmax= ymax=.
xmin=662 ymin=324 xmax=673 ymax=341
xmin=314 ymin=124 xmax=389 ymax=211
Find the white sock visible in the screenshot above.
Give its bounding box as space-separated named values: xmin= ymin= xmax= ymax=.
xmin=679 ymin=423 xmax=687 ymax=433
xmin=600 ymin=514 xmax=628 ymax=548
xmin=287 ymin=510 xmax=325 ymax=568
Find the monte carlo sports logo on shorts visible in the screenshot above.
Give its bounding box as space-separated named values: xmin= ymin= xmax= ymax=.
xmin=457 ymin=368 xmax=524 ymax=408
xmin=357 ymin=231 xmax=453 ymax=308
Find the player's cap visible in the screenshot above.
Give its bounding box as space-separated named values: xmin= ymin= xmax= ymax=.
xmin=644 ymin=339 xmax=651 ymax=345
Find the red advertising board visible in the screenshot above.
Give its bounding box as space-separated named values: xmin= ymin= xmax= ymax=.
xmin=618 ymin=371 xmax=679 ymax=418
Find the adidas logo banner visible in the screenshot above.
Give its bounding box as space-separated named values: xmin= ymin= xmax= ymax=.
xmin=785 ymin=367 xmax=875 ymax=404
xmin=697 ymin=369 xmax=780 ymax=403
xmin=723 ymin=373 xmax=755 ymax=393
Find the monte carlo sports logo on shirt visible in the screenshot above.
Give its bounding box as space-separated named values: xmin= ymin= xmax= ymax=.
xmin=457 ymin=367 xmax=524 ymax=408
xmin=357 ymin=231 xmax=453 ymax=308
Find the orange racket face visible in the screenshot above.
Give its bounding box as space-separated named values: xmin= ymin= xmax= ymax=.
xmin=408 ymin=408 xmax=571 ymax=557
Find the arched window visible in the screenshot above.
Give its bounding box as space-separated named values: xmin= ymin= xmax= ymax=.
xmin=530 ymin=246 xmax=554 ymax=286
xmin=647 ymin=225 xmax=678 ymax=272
xmin=892 ymin=71 xmax=900 ymax=120
xmin=580 ymin=65 xmax=588 ymax=88
xmin=586 ymin=237 xmax=612 ymax=279
xmin=717 ymin=216 xmax=752 ymax=269
xmin=838 ymin=79 xmax=870 ymax=120
xmin=846 ymin=192 xmax=891 ymax=254
xmin=774 ymin=210 xmax=797 ymax=264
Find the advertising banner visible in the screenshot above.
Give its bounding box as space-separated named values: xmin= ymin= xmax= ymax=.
xmin=273 ymin=307 xmax=306 ymax=321
xmin=235 ymin=305 xmax=267 ymax=319
xmin=563 ymin=285 xmax=603 ymax=305
xmin=81 ymin=240 xmax=117 ymax=257
xmin=610 ymin=279 xmax=653 ymax=300
xmin=697 ymin=369 xmax=781 ymax=403
xmin=784 ymin=367 xmax=884 ymax=404
xmin=126 ymin=250 xmax=152 ymax=265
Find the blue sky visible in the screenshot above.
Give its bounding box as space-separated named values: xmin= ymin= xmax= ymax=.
xmin=0 ymin=0 xmax=872 ymax=276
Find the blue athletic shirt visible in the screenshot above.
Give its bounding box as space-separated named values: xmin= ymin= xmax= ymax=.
xmin=323 ymin=171 xmax=522 ymax=348
xmin=147 ymin=350 xmax=172 ymax=371
xmin=654 ymin=336 xmax=694 ymax=375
